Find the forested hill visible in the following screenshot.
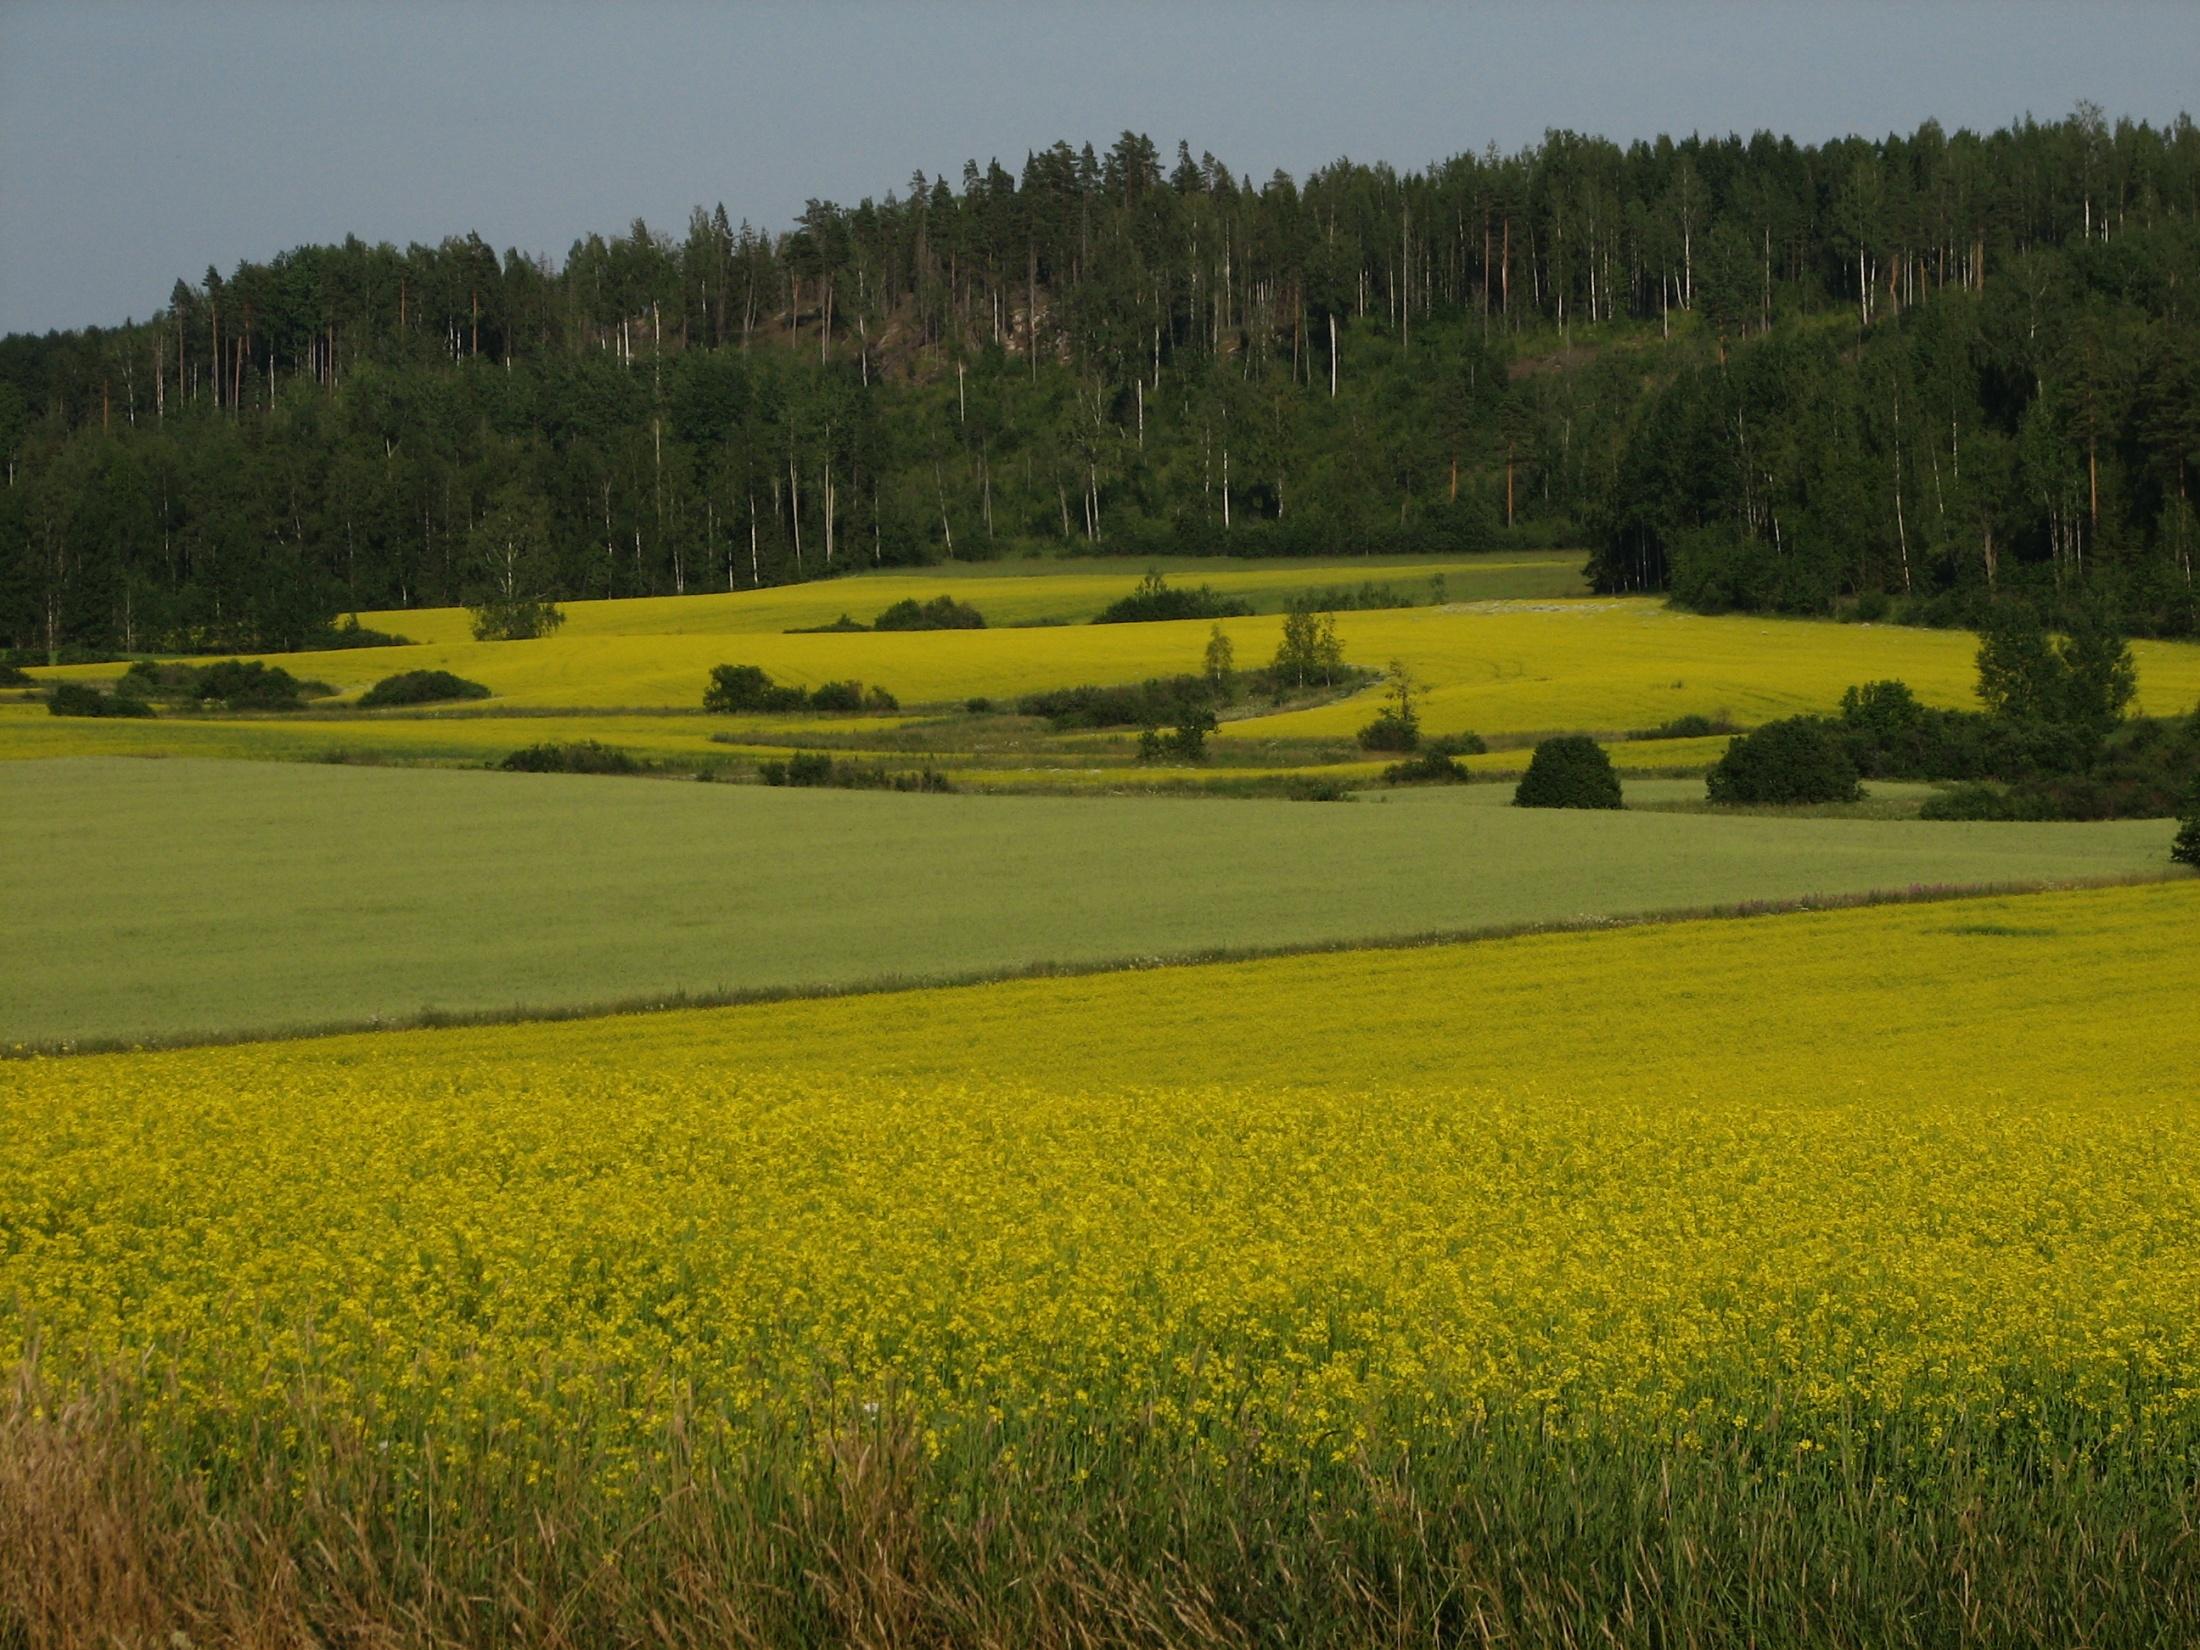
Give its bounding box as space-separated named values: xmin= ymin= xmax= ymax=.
xmin=4 ymin=110 xmax=2199 ymax=656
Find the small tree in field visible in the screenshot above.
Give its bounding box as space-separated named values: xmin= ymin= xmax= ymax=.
xmin=1356 ymin=659 xmax=1421 ymax=751
xmin=1515 ymin=735 xmax=1623 ymax=809
xmin=1203 ymin=623 xmax=1235 ymax=690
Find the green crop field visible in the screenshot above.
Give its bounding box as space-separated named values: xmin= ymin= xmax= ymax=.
xmin=3 ymin=757 xmax=2178 ymax=1048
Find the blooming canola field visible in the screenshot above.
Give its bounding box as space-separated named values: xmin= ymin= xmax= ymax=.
xmin=8 ymin=883 xmax=2199 ymax=1480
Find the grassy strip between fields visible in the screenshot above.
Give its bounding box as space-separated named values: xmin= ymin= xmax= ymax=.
xmin=10 ymin=869 xmax=2183 ymax=1059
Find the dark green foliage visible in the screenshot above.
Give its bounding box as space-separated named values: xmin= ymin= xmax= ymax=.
xmin=2174 ymin=779 xmax=2200 ymax=867
xmin=705 ymin=664 xmax=894 ymax=715
xmin=1282 ymin=776 xmax=1355 ymax=801
xmin=1093 ymin=572 xmax=1254 ymax=625
xmin=1355 ymin=711 xmax=1419 ymax=752
xmin=1355 ymin=663 xmax=1421 ymax=751
xmin=1271 ymin=603 xmax=1346 ymax=690
xmin=703 ymin=664 xmax=807 ymax=714
xmin=307 ymin=616 xmax=412 ymax=649
xmin=1707 ymin=718 xmax=1862 ymax=806
xmin=190 ymin=659 xmax=314 ymax=709
xmin=757 ymin=752 xmax=953 ymax=791
xmin=1976 ymin=605 xmax=2135 ymax=737
xmin=1514 ymin=736 xmax=1624 ymax=809
xmin=1018 ymin=675 xmax=1215 ymax=730
xmin=9 ymin=112 xmax=2200 ymax=654
xmin=1422 ymin=731 xmax=1489 ymax=757
xmin=498 ymin=740 xmax=642 ymax=775
xmin=1629 ymin=713 xmax=1740 ymax=741
xmin=1382 ymin=750 xmax=1471 ymax=784
xmin=0 ymin=663 xmax=32 ymax=686
xmin=468 ymin=599 xmax=566 ymax=643
xmin=785 ymin=613 xmax=869 ymax=634
xmin=46 ymin=681 xmax=155 ymax=718
xmin=357 ymin=670 xmax=491 ymax=709
xmin=874 ymin=595 xmax=986 ymax=631
xmin=964 ymin=696 xmax=996 ymax=714
xmin=1136 ymin=706 xmax=1218 ymax=764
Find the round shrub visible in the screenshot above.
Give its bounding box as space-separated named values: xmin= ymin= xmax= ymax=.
xmin=358 ymin=669 xmax=492 ymax=709
xmin=1706 ymin=718 xmax=1862 ymax=806
xmin=498 ymin=740 xmax=641 ymax=775
xmin=1514 ymin=736 xmax=1623 ymax=809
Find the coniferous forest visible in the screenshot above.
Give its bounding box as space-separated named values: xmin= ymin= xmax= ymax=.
xmin=4 ymin=108 xmax=2199 ymax=656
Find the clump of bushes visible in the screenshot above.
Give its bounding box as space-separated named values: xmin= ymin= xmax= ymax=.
xmin=498 ymin=740 xmax=642 ymax=775
xmin=358 ymin=670 xmax=492 ymax=709
xmin=1094 ymin=571 xmax=1252 ymax=625
xmin=1514 ymin=735 xmax=1623 ymax=809
xmin=1382 ymin=750 xmax=1471 ymax=784
xmin=1019 ymin=675 xmax=1214 ymax=730
xmin=703 ymin=664 xmax=898 ymax=715
xmin=47 ymin=681 xmax=156 ymax=718
xmin=784 ymin=613 xmax=870 ymax=634
xmin=1137 ymin=707 xmax=1218 ymax=763
xmin=0 ymin=663 xmax=32 ymax=686
xmin=120 ymin=657 xmax=324 ymax=709
xmin=757 ymin=752 xmax=954 ymax=791
xmin=1629 ymin=713 xmax=1740 ymax=741
xmin=1706 ymin=718 xmax=1862 ymax=805
xmin=875 ymin=595 xmax=986 ymax=631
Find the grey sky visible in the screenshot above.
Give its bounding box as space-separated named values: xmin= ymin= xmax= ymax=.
xmin=2 ymin=0 xmax=2194 ymax=337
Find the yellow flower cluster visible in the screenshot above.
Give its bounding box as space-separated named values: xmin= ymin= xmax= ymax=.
xmin=4 ymin=885 xmax=2197 ymax=1493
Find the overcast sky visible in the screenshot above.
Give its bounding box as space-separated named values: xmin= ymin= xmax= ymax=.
xmin=3 ymin=0 xmax=2195 ymax=336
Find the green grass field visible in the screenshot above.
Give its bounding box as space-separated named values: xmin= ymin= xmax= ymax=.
xmin=4 ymin=757 xmax=2179 ymax=1048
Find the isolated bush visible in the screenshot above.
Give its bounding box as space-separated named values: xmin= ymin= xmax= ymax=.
xmin=1514 ymin=735 xmax=1623 ymax=809
xmin=806 ymin=680 xmax=867 ymax=713
xmin=1382 ymin=750 xmax=1471 ymax=784
xmin=703 ymin=664 xmax=806 ymax=714
xmin=1094 ymin=571 xmax=1251 ymax=625
xmin=358 ymin=669 xmax=491 ymax=708
xmin=864 ymin=684 xmax=900 ymax=712
xmin=498 ymin=740 xmax=641 ymax=775
xmin=875 ymin=595 xmax=985 ymax=630
xmin=469 ymin=597 xmax=566 ymax=641
xmin=1355 ymin=709 xmax=1419 ymax=751
xmin=1707 ymin=718 xmax=1862 ymax=805
xmin=964 ymin=696 xmax=996 ymax=714
xmin=46 ymin=681 xmax=155 ymax=718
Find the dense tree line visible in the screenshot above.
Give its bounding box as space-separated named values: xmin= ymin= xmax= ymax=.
xmin=3 ymin=108 xmax=2198 ymax=654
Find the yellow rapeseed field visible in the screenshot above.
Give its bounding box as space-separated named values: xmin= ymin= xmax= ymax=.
xmin=7 ymin=881 xmax=2197 ymax=1507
